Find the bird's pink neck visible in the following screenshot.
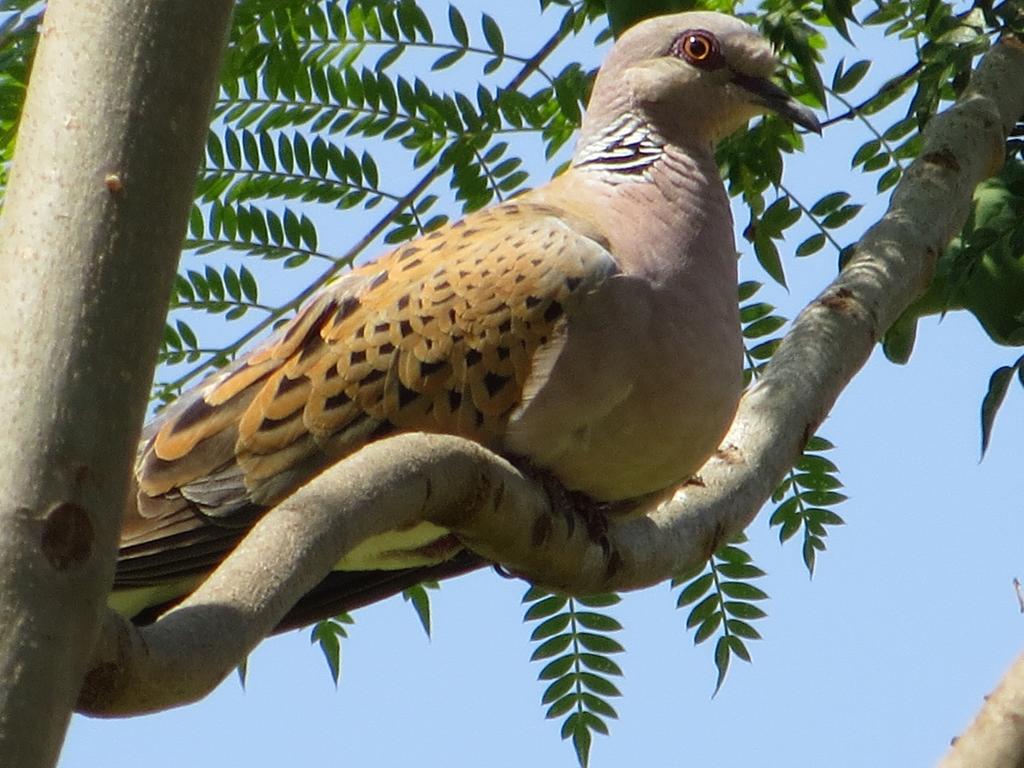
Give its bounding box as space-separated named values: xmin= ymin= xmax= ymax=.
xmin=547 ymin=143 xmax=736 ymax=287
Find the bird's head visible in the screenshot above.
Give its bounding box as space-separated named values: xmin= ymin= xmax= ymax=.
xmin=579 ymin=12 xmax=820 ymax=150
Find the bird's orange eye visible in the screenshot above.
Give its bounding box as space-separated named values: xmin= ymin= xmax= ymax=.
xmin=670 ymin=29 xmax=723 ymax=69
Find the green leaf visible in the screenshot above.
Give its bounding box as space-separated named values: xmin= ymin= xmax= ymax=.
xmin=694 ymin=613 xmax=723 ymax=644
xmin=377 ymin=43 xmax=404 ymax=72
xmin=531 ymin=634 xmax=573 ymax=661
xmin=834 ymin=59 xmax=870 ymax=93
xmin=580 ymin=708 xmax=609 ymax=734
xmin=878 ymin=167 xmax=902 ymax=192
xmin=748 ymin=338 xmax=781 ymax=361
xmin=571 ymin=720 xmax=592 ymax=768
xmin=578 ymin=653 xmax=623 ymax=676
xmin=299 ymin=213 xmax=318 ymax=251
xmin=239 ymin=265 xmax=258 ymax=303
xmin=754 ymin=233 xmax=787 ymax=287
xmin=771 ymin=496 xmax=800 ymax=520
xmin=538 ymin=655 xmax=575 ymax=681
xmin=481 ymin=13 xmax=504 ymax=56
xmin=719 ymin=582 xmax=769 ymax=601
xmin=224 ymin=265 xmax=240 ymax=300
xmin=805 ymin=435 xmax=835 ymax=451
xmin=293 ymin=133 xmax=311 ymax=176
xmin=981 ymin=362 xmax=1020 ymax=455
xmin=448 ymin=5 xmax=468 ymax=46
xmin=800 ymin=490 xmax=848 ymax=506
xmin=883 ymin=117 xmax=917 ymax=141
xmin=522 ymin=585 xmax=551 ymax=603
xmin=863 ymin=153 xmax=891 ymax=173
xmin=778 ymin=516 xmax=801 ymax=542
xmin=278 ymin=134 xmax=294 ymax=173
xmin=726 ymin=635 xmax=751 ymax=663
xmin=686 ymin=594 xmax=719 ymax=628
xmin=432 ymin=49 xmax=465 ymax=71
xmin=580 ymin=693 xmax=618 ymax=719
xmin=225 ymin=129 xmax=241 ymax=168
xmin=724 ymin=601 xmax=768 ymax=620
xmin=524 ymin=594 xmax=569 ymax=620
xmin=796 ymin=454 xmax=839 ymax=473
xmin=796 ymin=233 xmax=827 ymax=257
xmin=822 ymin=204 xmax=863 ymax=229
xmin=207 ymin=131 xmax=224 ymax=167
xmin=578 ymin=673 xmax=620 ymax=697
xmin=242 ymin=129 xmax=259 ymax=169
xmin=573 ymin=612 xmax=622 ymax=632
xmin=310 ymin=618 xmax=349 ymax=685
xmin=793 ymin=472 xmax=844 ymax=491
xmin=531 ymin=614 xmax=572 ymax=641
xmin=162 ymin=323 xmax=181 ymax=351
xmin=283 ymin=208 xmax=301 ymax=248
xmin=803 ymin=537 xmax=820 ymax=574
xmin=715 ymin=563 xmax=766 ymax=580
xmin=176 ymin=320 xmax=198 ymax=349
xmin=738 ymin=280 xmax=762 ymax=301
xmin=542 ymin=676 xmax=575 ymax=705
xmin=547 ymin=693 xmax=579 ymax=720
xmin=715 ymin=545 xmax=753 ymax=564
xmin=402 ymin=584 xmax=431 ymax=637
xmin=188 ymin=205 xmax=204 ymax=238
xmin=712 ymin=636 xmax=731 ymax=695
xmin=743 ymin=315 xmax=787 ymax=339
xmin=761 ymin=197 xmax=799 ymax=232
xmin=676 ymin=572 xmax=714 ymax=607
xmin=576 ymin=633 xmax=624 ymax=654
xmin=811 ymin=191 xmax=850 ymax=216
xmin=727 ymin=618 xmax=763 ymax=640
xmin=806 ymin=507 xmax=846 ymax=526
xmin=852 ymin=139 xmax=881 ymax=167
xmin=740 ymin=301 xmax=774 ymax=323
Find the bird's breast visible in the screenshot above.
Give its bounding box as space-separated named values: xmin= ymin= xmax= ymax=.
xmin=504 ymin=272 xmax=742 ymax=502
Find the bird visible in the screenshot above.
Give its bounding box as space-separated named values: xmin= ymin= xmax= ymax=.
xmin=112 ymin=11 xmax=820 ymax=630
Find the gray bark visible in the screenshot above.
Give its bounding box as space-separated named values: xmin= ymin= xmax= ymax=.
xmin=940 ymin=650 xmax=1024 ymax=768
xmin=0 ymin=1 xmax=233 ymax=765
xmin=75 ymin=37 xmax=1024 ymax=716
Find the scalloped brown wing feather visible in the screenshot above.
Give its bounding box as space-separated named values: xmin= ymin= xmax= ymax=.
xmin=118 ymin=195 xmax=617 ymax=589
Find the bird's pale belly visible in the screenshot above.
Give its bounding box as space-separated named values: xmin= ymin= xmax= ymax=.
xmin=527 ymin=368 xmax=740 ymax=501
xmin=503 ymin=275 xmax=743 ymax=502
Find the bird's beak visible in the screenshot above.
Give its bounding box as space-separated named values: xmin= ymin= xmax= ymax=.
xmin=731 ymin=72 xmax=821 ymax=134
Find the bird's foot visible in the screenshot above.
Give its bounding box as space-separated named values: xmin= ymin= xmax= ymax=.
xmin=508 ymin=458 xmax=650 ymax=578
xmin=568 ymin=489 xmax=614 ymax=556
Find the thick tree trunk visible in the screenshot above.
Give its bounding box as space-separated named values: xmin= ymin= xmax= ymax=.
xmin=0 ymin=2 xmax=233 ymax=765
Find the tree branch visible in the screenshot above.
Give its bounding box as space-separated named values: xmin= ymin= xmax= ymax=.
xmin=939 ymin=650 xmax=1024 ymax=768
xmin=79 ymin=435 xmax=545 ymax=715
xmin=0 ymin=1 xmax=233 ymax=765
xmin=76 ymin=36 xmax=1024 ymax=718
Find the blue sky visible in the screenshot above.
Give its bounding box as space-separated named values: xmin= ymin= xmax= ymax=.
xmin=60 ymin=2 xmax=1024 ymax=766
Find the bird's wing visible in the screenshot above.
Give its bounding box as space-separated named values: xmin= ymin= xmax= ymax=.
xmin=116 ymin=196 xmax=618 ymax=594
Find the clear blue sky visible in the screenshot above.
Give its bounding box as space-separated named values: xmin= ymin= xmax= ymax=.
xmin=61 ymin=2 xmax=1023 ymax=766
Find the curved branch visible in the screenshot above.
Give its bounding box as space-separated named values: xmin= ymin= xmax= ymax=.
xmin=79 ymin=436 xmax=546 ymax=716
xmin=77 ymin=36 xmax=1024 ymax=718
